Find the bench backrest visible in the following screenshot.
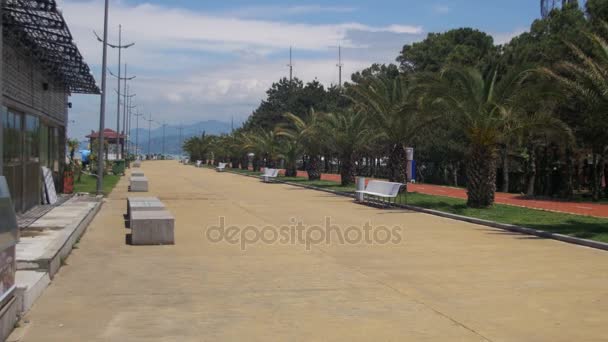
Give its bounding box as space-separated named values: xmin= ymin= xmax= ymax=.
xmin=218 ymin=162 xmax=227 ymax=168
xmin=262 ymin=168 xmax=279 ymax=177
xmin=365 ymin=180 xmax=403 ymax=197
xmin=196 ymin=160 xmax=202 ymax=166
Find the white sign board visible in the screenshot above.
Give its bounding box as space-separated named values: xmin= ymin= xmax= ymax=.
xmin=41 ymin=166 xmax=58 ymax=205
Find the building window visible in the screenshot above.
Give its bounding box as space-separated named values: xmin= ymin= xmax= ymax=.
xmin=24 ymin=114 xmax=39 ymax=163
xmin=3 ymin=110 xmax=22 ymax=166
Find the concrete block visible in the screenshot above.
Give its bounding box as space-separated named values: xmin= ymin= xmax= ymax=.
xmin=129 ymin=176 xmax=148 ymax=192
xmin=131 ymin=171 xmax=144 ymax=177
xmin=0 ymin=297 xmax=18 ymax=342
xmin=131 ymin=210 xmax=175 ymax=245
xmin=15 ymin=271 xmax=50 ymax=314
xmin=127 ymin=197 xmax=165 ymax=221
xmin=133 ymin=160 xmax=142 ymax=168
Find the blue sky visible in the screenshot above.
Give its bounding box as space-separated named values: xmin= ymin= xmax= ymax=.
xmin=60 ymin=0 xmax=545 ymax=139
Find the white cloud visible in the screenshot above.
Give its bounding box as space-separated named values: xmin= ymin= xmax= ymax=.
xmin=59 ymin=0 xmax=422 ymax=139
xmin=60 ymin=0 xmax=422 ymax=60
xmin=225 ymin=5 xmax=357 ymax=18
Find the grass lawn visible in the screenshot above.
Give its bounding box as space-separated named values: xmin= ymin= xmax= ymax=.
xmin=73 ymin=174 xmax=121 ymax=196
xmin=273 ymin=175 xmax=608 ymax=243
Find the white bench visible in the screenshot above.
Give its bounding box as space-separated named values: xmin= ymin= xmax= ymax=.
xmin=261 ymin=168 xmax=279 ymax=182
xmin=196 ymin=160 xmax=202 ymax=167
xmin=355 ymin=180 xmax=404 ymax=206
xmin=216 ymin=162 xmax=227 ymax=172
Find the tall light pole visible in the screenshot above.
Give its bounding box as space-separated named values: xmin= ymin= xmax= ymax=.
xmin=108 ymin=66 xmax=135 ymax=159
xmin=146 ymin=115 xmax=153 ymax=156
xmin=96 ymin=0 xmax=110 ymax=195
xmin=96 ymin=25 xmax=135 ymax=160
xmin=161 ymin=122 xmax=167 ymax=157
xmin=134 ymin=112 xmax=143 ymax=156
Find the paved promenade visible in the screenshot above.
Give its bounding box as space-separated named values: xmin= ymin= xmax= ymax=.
xmin=11 ymin=161 xmax=608 ymax=341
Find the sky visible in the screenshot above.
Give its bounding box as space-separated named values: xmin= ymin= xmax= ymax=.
xmin=60 ymin=0 xmax=542 ymax=140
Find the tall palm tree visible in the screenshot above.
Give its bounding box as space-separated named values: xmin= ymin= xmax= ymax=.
xmin=319 ymin=110 xmax=381 ymax=186
xmin=349 ymin=75 xmax=437 ymax=184
xmin=245 ymin=129 xmax=281 ymax=168
xmin=277 ymin=111 xmax=324 ymax=180
xmin=428 ymin=66 xmax=572 ymax=207
xmin=538 ymin=25 xmax=608 ymax=201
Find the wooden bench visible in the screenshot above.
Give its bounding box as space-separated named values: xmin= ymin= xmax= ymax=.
xmin=355 ymin=180 xmax=404 ymax=206
xmin=260 ymin=168 xmax=279 ymax=183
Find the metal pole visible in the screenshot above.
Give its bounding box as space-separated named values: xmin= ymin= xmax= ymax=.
xmin=115 ymin=24 xmax=121 ymax=160
xmin=96 ymin=0 xmax=110 ymax=195
xmin=162 ymin=123 xmax=166 ymax=156
xmin=135 ymin=113 xmax=142 ymax=157
xmin=147 ymin=115 xmax=152 ymax=156
xmin=122 ymin=64 xmax=128 ymax=158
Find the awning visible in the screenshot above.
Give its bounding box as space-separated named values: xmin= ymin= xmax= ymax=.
xmin=2 ymin=0 xmax=99 ymax=94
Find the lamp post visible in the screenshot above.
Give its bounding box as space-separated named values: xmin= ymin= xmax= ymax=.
xmin=146 ymin=115 xmax=153 ymax=157
xmin=134 ymin=112 xmax=143 ymax=157
xmin=97 ymin=25 xmax=134 ymax=160
xmin=96 ymin=0 xmax=110 ymax=195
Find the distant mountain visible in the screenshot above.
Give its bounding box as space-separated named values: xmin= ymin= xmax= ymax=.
xmin=129 ymin=120 xmax=232 ymax=155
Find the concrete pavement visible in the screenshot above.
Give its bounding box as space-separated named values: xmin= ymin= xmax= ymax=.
xmin=10 ymin=161 xmax=608 ymax=341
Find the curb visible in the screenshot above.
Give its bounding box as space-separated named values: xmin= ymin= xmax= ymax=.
xmin=218 ymin=167 xmax=608 ymax=252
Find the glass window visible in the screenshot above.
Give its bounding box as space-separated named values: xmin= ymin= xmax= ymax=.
xmin=3 ymin=110 xmax=22 ymax=166
xmin=24 ymin=114 xmax=39 ymax=163
xmin=39 ymin=124 xmax=49 ymax=167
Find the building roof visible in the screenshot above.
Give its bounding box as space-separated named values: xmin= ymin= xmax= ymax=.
xmin=86 ymin=129 xmax=126 ymax=139
xmin=2 ymin=0 xmax=99 ymax=94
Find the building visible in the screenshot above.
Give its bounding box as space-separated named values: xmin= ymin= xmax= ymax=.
xmin=0 ymin=0 xmax=99 ymax=213
xmin=86 ymin=128 xmax=126 ymax=161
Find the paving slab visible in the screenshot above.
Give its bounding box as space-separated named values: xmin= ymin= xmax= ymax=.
xmin=16 ymin=196 xmax=102 ymax=278
xmin=10 ymin=161 xmax=608 ymax=342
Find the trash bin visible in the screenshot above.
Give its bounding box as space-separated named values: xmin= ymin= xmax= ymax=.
xmin=112 ymin=160 xmax=126 ymax=175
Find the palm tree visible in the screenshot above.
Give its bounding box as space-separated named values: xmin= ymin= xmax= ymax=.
xmin=538 ymin=26 xmax=608 ymax=201
xmin=319 ymin=110 xmax=381 ymax=186
xmin=277 ymin=111 xmax=324 ymax=180
xmin=245 ymin=129 xmax=281 ymax=168
xmin=349 ymin=75 xmax=437 ymax=184
xmin=427 ymin=66 xmax=572 ymax=207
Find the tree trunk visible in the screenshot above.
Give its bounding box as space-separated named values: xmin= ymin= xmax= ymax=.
xmin=241 ymin=155 xmax=249 ymax=170
xmin=452 ymin=163 xmax=459 ymax=187
xmin=388 ymin=144 xmax=408 ymax=184
xmin=501 ymin=145 xmax=509 ymax=193
xmin=592 ymin=153 xmax=601 ymax=202
xmin=465 ymin=144 xmax=497 ymax=208
xmin=562 ymin=147 xmax=574 ymax=200
xmin=285 ymin=160 xmax=297 ymax=177
xmin=526 ymin=145 xmax=536 ymax=197
xmin=340 ymin=154 xmax=356 ymax=186
xmin=307 ymin=155 xmax=321 ymax=181
xmin=252 ymin=157 xmax=260 ymax=172
xmin=604 ymin=159 xmax=608 ymax=198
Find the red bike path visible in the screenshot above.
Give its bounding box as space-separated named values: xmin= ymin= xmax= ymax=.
xmin=286 ymin=170 xmax=608 ymax=218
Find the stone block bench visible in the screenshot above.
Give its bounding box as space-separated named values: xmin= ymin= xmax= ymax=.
xmin=126 ymin=197 xmax=165 ymax=224
xmin=131 ymin=171 xmax=144 ymax=177
xmin=129 ymin=176 xmax=148 ymax=192
xmin=133 ymin=160 xmax=142 ymax=168
xmin=131 ymin=210 xmax=175 ymax=245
